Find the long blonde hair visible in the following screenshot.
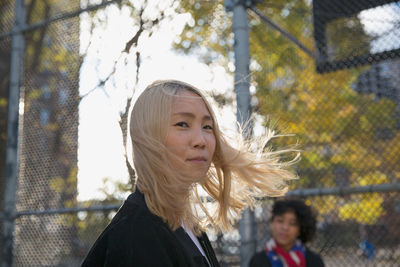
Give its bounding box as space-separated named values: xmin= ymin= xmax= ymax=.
xmin=129 ymin=80 xmax=299 ymax=234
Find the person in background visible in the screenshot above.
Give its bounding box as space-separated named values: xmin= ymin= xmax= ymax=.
xmin=81 ymin=80 xmax=299 ymax=267
xmin=250 ymin=198 xmax=325 ymax=267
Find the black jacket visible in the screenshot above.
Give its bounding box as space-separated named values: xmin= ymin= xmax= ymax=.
xmin=81 ymin=190 xmax=220 ymax=267
xmin=249 ymin=248 xmax=325 ymax=267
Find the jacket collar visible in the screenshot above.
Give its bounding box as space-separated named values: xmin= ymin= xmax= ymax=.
xmin=126 ymin=189 xmax=145 ymax=205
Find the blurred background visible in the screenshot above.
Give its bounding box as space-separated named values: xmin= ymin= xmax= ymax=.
xmin=1 ymin=0 xmax=399 ymax=266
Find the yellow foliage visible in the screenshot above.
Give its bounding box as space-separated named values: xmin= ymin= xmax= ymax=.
xmin=338 ymin=105 xmax=355 ymax=118
xmin=359 ymin=171 xmax=388 ymax=186
xmin=310 ymin=196 xmax=337 ymax=215
xmin=49 ymin=177 xmax=64 ymax=192
xmin=45 ymin=123 xmax=59 ymax=131
xmin=383 ymin=132 xmax=400 ymax=168
xmin=0 ymin=98 xmax=7 ymax=107
xmin=49 ymin=167 xmax=77 ymax=196
xmin=339 ymin=194 xmax=384 ymax=224
xmin=27 ymin=89 xmax=43 ymax=101
xmin=318 ymin=133 xmax=332 ymax=143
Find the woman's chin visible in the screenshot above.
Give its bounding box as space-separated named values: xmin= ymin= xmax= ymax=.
xmin=184 ymin=172 xmax=208 ymax=184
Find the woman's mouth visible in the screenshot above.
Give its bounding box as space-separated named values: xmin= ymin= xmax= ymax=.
xmin=187 ymin=157 xmax=207 ymax=162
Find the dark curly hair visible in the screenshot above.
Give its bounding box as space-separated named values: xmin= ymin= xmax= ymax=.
xmin=271 ymin=198 xmax=317 ymax=244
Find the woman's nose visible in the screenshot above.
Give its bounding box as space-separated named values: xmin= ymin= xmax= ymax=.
xmin=192 ymin=128 xmax=206 ymax=148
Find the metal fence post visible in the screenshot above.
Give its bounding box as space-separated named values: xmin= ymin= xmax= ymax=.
xmin=1 ymin=0 xmax=26 ymax=266
xmin=229 ymin=0 xmax=257 ymax=266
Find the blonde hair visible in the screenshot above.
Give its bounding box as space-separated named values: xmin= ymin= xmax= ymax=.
xmin=129 ymin=80 xmax=299 ymax=234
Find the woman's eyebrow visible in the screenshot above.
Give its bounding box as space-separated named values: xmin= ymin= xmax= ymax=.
xmin=203 ymin=115 xmax=213 ymax=122
xmin=172 ymin=112 xmax=195 ymax=118
xmin=172 ymin=112 xmax=213 ymax=122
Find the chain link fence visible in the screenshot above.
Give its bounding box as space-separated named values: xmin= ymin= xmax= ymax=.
xmin=1 ymin=0 xmax=399 ymax=266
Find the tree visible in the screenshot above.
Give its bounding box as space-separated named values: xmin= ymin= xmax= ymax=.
xmin=174 ymin=0 xmax=400 ymax=235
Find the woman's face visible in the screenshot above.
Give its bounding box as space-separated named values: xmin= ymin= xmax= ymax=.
xmin=271 ymin=210 xmax=300 ymax=251
xmin=164 ymin=90 xmax=216 ymax=181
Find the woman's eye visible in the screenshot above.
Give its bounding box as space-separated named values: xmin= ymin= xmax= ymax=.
xmin=175 ymin=122 xmax=189 ymax=127
xmin=203 ymin=125 xmax=213 ymax=130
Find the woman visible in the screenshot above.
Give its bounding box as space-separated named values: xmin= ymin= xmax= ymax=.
xmin=250 ymin=199 xmax=325 ymax=267
xmin=82 ymin=80 xmax=299 ymax=266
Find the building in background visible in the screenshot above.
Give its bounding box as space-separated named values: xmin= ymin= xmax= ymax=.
xmin=355 ymin=59 xmax=400 ymax=129
xmin=0 ymin=0 xmax=81 ymax=265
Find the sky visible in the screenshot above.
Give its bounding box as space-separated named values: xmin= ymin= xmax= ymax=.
xmin=76 ymin=2 xmax=237 ymax=201
xmin=359 ymin=1 xmax=400 ymax=53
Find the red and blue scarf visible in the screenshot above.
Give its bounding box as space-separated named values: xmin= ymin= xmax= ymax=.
xmin=264 ymin=238 xmax=306 ymax=267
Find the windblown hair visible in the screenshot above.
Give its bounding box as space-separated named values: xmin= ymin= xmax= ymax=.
xmin=129 ymin=79 xmax=299 ymax=234
xmin=271 ymin=198 xmax=317 ymax=243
